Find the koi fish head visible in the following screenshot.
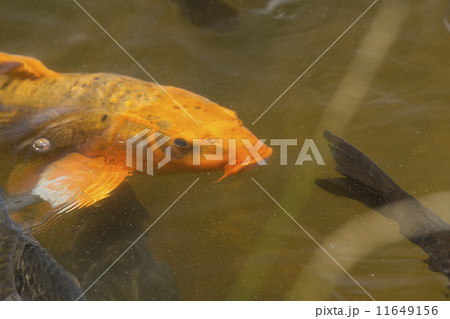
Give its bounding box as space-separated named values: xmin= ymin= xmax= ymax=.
xmin=113 ymin=85 xmax=272 ymax=180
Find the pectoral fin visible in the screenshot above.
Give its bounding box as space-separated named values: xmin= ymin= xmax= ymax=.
xmin=9 ymin=153 xmax=131 ymax=216
xmin=7 ymin=159 xmax=48 ymax=194
xmin=32 ymin=153 xmax=131 ymax=215
xmin=0 ymin=52 xmax=59 ymax=79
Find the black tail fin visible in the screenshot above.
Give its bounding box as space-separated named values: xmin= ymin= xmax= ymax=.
xmin=316 ymin=130 xmax=412 ymax=210
xmin=317 ymin=131 xmax=450 ymax=283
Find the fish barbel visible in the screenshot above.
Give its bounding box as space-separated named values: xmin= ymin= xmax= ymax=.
xmin=0 ymin=52 xmax=272 ymax=215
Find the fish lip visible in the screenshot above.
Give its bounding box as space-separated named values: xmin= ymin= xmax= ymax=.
xmin=216 ymin=145 xmax=273 ymax=182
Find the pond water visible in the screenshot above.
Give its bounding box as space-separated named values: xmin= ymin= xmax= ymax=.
xmin=1 ymin=0 xmax=450 ymax=300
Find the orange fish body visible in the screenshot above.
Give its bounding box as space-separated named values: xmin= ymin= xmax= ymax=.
xmin=0 ymin=52 xmax=271 ymax=216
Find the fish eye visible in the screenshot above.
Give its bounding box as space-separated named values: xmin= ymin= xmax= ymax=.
xmin=32 ymin=138 xmax=51 ymax=152
xmin=173 ymin=138 xmax=189 ymax=148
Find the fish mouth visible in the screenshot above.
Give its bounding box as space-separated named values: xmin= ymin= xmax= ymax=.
xmin=216 ymin=144 xmax=273 ymax=182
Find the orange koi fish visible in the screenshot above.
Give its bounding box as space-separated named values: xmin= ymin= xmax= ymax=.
xmin=0 ymin=52 xmax=272 ymax=216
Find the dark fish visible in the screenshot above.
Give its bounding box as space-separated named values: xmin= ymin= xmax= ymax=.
xmin=0 ymin=189 xmax=85 ymax=300
xmin=40 ymin=183 xmax=179 ymax=301
xmin=316 ymin=130 xmax=450 ymax=282
xmin=77 ymin=184 xmax=179 ymax=300
xmin=171 ymin=0 xmax=239 ymax=32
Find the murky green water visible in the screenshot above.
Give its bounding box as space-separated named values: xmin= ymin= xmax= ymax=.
xmin=1 ymin=0 xmax=450 ymax=300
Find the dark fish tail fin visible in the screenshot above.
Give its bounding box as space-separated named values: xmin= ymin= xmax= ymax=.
xmin=317 ymin=131 xmax=450 ymax=283
xmin=316 ymin=130 xmax=412 ymax=209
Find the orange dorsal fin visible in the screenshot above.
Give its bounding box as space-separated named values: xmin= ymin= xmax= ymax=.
xmin=0 ymin=52 xmax=59 ymax=79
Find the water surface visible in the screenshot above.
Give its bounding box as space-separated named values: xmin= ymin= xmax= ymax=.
xmin=1 ymin=0 xmax=450 ymax=300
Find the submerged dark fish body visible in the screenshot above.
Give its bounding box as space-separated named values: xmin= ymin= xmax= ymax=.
xmin=68 ymin=184 xmax=178 ymax=301
xmin=0 ymin=192 xmax=85 ymax=300
xmin=171 ymin=0 xmax=238 ymax=32
xmin=317 ymin=130 xmax=450 ymax=282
